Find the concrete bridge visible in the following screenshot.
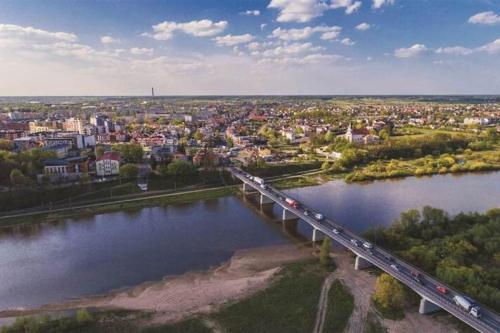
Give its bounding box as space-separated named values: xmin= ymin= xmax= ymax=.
xmin=231 ymin=167 xmax=500 ymax=333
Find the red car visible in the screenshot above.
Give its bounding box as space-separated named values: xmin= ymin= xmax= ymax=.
xmin=436 ymin=286 xmax=448 ymax=294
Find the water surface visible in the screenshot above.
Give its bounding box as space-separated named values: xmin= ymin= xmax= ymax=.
xmin=0 ymin=172 xmax=498 ymax=310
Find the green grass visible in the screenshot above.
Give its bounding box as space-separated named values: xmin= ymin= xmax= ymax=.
xmin=323 ymin=279 xmax=354 ymax=333
xmin=141 ymin=318 xmax=211 ymax=333
xmin=214 ymin=259 xmax=331 ymax=333
xmin=272 ymin=176 xmax=321 ymax=190
xmin=364 ymin=312 xmax=387 ymax=333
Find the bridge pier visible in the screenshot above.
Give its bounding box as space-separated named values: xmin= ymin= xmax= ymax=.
xmin=282 ymin=208 xmax=298 ymax=221
xmin=312 ymin=228 xmax=323 ymax=243
xmin=419 ymin=298 xmax=441 ymax=314
xmin=260 ymin=194 xmax=274 ymax=205
xmin=354 ymin=255 xmax=374 ymax=270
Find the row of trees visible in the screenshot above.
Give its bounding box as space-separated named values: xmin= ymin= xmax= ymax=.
xmin=0 ymin=149 xmax=56 ymax=186
xmin=365 ymin=207 xmax=500 ymax=312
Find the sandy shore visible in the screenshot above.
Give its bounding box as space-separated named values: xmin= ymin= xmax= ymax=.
xmin=0 ymin=244 xmax=312 ymax=324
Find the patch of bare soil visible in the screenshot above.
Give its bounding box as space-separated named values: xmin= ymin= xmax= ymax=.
xmin=331 ymin=250 xmax=458 ymax=333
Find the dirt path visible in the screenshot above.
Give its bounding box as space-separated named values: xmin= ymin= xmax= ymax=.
xmin=330 ymin=251 xmax=458 ymax=333
xmin=313 ymin=272 xmax=336 ymax=333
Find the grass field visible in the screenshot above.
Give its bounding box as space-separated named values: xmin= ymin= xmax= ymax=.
xmin=214 ymin=259 xmax=332 ymax=333
xmin=323 ymin=279 xmax=355 ymax=333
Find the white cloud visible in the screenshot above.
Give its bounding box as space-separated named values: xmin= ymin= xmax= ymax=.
xmin=394 ymin=44 xmax=427 ymax=58
xmin=262 ymin=42 xmax=323 ymax=57
xmin=355 ymin=22 xmax=371 ymax=31
xmin=0 ymin=23 xmax=77 ymax=43
xmin=100 ymin=36 xmax=120 ymax=44
xmin=213 ymin=34 xmax=255 ymax=46
xmin=435 ymin=39 xmax=500 ymax=56
xmin=331 ymin=0 xmax=362 ymax=14
xmin=268 ymin=0 xmax=328 ymax=23
xmin=241 ymin=10 xmax=261 ymax=16
xmin=0 ymin=23 xmax=127 ymax=63
xmin=341 ymin=37 xmax=355 ymax=45
xmin=477 ymin=39 xmax=500 ymax=54
xmin=130 ymin=47 xmax=154 ymax=56
xmin=435 ymin=46 xmax=474 ymax=56
xmin=261 ymin=24 xmax=267 ymax=30
xmin=372 ymin=0 xmax=395 ymax=9
xmin=468 ymin=11 xmax=500 ymax=25
xmin=271 ymin=26 xmax=342 ymax=41
xmin=258 ymin=52 xmax=342 ymax=66
xmin=345 ymin=1 xmax=362 ymax=14
xmin=145 ymin=19 xmax=228 ymax=40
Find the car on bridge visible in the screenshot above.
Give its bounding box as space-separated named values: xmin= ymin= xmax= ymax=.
xmin=314 ymin=213 xmax=324 ymax=221
xmin=436 ymin=286 xmax=448 ymax=294
xmin=351 ymin=239 xmax=361 ymax=247
xmin=390 ymin=263 xmax=400 ymax=271
xmin=363 ymin=242 xmax=374 ymax=250
xmin=332 ymin=227 xmax=342 ymax=234
xmin=411 ymin=271 xmax=424 ymax=285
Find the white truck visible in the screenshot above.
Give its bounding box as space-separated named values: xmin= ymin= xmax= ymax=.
xmin=453 ymin=296 xmax=481 ymax=318
xmin=253 ymin=176 xmax=265 ymax=186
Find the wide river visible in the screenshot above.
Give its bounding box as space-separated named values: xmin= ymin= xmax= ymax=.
xmin=0 ymin=172 xmax=498 ymax=310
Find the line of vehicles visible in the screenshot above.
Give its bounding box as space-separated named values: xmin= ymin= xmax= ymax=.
xmin=238 ymin=169 xmax=486 ymax=322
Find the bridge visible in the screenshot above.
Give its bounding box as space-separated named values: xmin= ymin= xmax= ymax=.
xmin=229 ymin=166 xmax=500 ymax=333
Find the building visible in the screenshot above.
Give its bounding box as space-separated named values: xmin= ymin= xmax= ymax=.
xmin=43 ymin=156 xmax=89 ymax=175
xmin=344 ymin=125 xmax=370 ymax=144
xmin=96 ymin=151 xmax=120 ymax=177
xmin=63 ymin=117 xmax=84 ymax=134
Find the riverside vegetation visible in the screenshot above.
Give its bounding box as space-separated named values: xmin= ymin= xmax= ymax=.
xmin=366 ymin=207 xmax=500 ymax=313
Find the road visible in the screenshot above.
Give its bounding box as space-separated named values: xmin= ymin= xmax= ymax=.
xmin=230 ymin=167 xmax=500 ymax=333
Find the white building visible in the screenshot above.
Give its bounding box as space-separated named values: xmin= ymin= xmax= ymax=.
xmin=96 ymin=151 xmax=120 ymax=177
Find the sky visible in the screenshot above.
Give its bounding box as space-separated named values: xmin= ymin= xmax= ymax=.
xmin=0 ymin=0 xmax=499 ymax=96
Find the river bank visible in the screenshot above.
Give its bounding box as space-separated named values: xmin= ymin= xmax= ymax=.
xmin=0 ymin=185 xmax=238 ymax=228
xmin=0 ymin=244 xmax=313 ymax=323
xmin=0 ymin=246 xmax=464 ymax=333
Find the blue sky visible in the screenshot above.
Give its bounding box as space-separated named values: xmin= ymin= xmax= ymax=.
xmin=0 ymin=0 xmax=499 ymax=95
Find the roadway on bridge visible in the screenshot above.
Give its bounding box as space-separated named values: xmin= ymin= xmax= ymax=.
xmin=230 ymin=167 xmax=500 ymax=333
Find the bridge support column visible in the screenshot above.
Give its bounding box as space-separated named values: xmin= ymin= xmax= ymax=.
xmin=419 ymin=298 xmax=441 ymax=314
xmin=312 ymin=228 xmax=323 ymax=243
xmin=354 ymin=256 xmax=374 ymax=270
xmin=282 ymin=208 xmax=297 ymax=221
xmin=260 ymin=194 xmax=274 ymax=205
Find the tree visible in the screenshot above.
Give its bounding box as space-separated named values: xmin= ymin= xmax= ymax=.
xmin=166 ymin=160 xmax=197 ymax=183
xmin=379 ymin=129 xmax=390 ymax=140
xmin=119 ymin=164 xmax=139 ymax=179
xmin=193 ymin=130 xmax=203 ymax=142
xmin=373 ymin=273 xmax=405 ymax=311
xmin=0 ymin=139 xmax=14 ymax=151
xmin=319 ymin=238 xmax=332 ymax=266
xmin=9 ymin=168 xmax=26 ymax=186
xmin=95 ymin=146 xmax=105 ymax=158
xmin=321 ymin=161 xmax=331 ymax=170
xmin=112 ymin=144 xmax=143 ymax=163
xmin=76 ymin=309 xmax=92 ymax=324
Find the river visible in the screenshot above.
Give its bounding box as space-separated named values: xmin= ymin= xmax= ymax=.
xmin=0 ymin=172 xmax=498 ymax=311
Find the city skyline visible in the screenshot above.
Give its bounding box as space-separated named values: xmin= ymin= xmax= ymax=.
xmin=0 ymin=0 xmax=499 ymax=95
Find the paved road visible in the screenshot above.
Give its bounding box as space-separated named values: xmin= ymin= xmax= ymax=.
xmin=230 ymin=167 xmax=500 ymax=333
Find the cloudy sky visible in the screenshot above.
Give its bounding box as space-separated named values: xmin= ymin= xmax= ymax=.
xmin=0 ymin=0 xmax=499 ymax=95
